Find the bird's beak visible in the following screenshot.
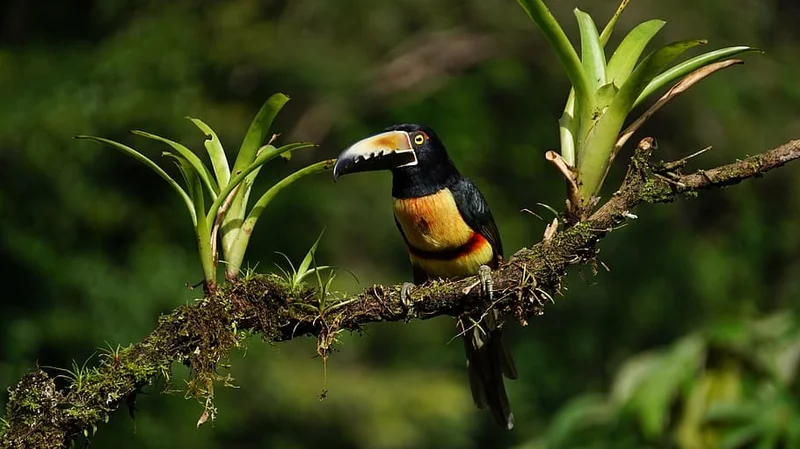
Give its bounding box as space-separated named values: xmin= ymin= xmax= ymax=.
xmin=333 ymin=130 xmax=418 ymax=180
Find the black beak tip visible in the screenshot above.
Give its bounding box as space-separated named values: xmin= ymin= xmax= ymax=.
xmin=332 ymin=158 xmax=348 ymax=181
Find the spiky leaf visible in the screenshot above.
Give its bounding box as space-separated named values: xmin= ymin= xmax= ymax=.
xmin=231 ymin=93 xmax=290 ymax=172
xmin=75 ymin=136 xmax=196 ymax=224
xmin=634 ymin=46 xmax=759 ymax=107
xmin=606 ymin=20 xmax=666 ymax=87
xmin=223 ymin=159 xmax=335 ymax=277
xmin=578 ymin=39 xmax=706 ymax=199
xmin=189 ymin=117 xmax=230 ymax=187
xmin=598 ymin=0 xmax=630 ymax=45
xmin=132 ymin=130 xmax=219 ymax=197
xmin=221 ymin=93 xmax=291 ymax=259
xmin=517 ymin=0 xmax=593 ymax=127
xmin=206 ymin=142 xmax=316 ymax=225
xmin=575 ymin=9 xmax=606 ymax=92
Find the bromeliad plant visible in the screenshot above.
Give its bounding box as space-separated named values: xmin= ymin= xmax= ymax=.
xmin=517 ymin=0 xmax=757 ymax=219
xmin=78 ymin=93 xmax=334 ymax=293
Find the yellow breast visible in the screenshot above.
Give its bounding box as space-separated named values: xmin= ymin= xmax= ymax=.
xmin=393 ymin=188 xmax=473 ymax=251
xmin=410 ymin=236 xmax=495 ymax=279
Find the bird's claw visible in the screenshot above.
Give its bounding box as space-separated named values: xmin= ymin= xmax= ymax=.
xmin=479 ymin=264 xmax=494 ymax=302
xmin=400 ymin=282 xmax=416 ymax=318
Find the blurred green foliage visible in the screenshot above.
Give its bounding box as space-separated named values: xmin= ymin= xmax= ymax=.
xmin=1 ymin=0 xmax=799 ymax=447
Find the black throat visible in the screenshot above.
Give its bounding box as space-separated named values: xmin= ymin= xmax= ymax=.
xmin=391 ymin=161 xmax=461 ymax=199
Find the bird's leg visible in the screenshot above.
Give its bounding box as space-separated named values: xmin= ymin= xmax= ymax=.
xmin=400 ymin=282 xmax=417 ymax=318
xmin=479 ymin=264 xmax=494 ymax=303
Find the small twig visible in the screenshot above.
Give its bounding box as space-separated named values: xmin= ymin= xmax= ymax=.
xmin=545 ymin=150 xmax=577 ymax=187
xmin=462 ymin=279 xmax=482 ymax=295
xmin=661 ymin=145 xmax=713 ymax=171
xmin=448 ymin=296 xmax=504 ymax=344
xmin=545 ymin=150 xmax=581 ymax=211
xmin=652 ymin=172 xmax=686 ymax=188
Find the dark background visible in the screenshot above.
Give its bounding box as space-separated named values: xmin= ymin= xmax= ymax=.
xmin=1 ymin=0 xmax=799 ymax=447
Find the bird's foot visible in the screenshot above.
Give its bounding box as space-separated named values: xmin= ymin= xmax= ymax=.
xmin=479 ymin=264 xmax=494 ymax=303
xmin=400 ymin=282 xmax=417 ymax=319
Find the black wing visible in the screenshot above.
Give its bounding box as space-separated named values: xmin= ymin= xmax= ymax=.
xmin=450 ymin=177 xmax=503 ymax=261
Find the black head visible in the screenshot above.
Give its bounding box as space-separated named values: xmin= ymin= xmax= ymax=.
xmin=333 ymin=123 xmax=460 ymax=197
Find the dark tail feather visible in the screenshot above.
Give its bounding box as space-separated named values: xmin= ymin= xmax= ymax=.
xmin=462 ymin=312 xmax=516 ymax=430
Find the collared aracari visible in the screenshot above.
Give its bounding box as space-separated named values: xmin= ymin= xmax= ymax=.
xmin=333 ymin=124 xmax=518 ymax=429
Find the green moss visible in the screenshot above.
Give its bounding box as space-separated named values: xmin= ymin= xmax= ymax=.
xmin=1 ymin=278 xmax=287 ymax=446
xmin=682 ymin=190 xmax=699 ymax=199
xmin=639 ymin=178 xmax=673 ymax=203
xmin=1 ymin=371 xmax=67 ymax=448
xmin=3 ymin=259 xmax=579 ymax=446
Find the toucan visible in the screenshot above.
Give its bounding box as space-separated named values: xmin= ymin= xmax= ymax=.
xmin=332 ymin=124 xmax=518 ymax=429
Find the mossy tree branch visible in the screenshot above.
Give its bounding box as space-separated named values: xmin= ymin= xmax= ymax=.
xmin=2 ymin=138 xmax=799 ymax=448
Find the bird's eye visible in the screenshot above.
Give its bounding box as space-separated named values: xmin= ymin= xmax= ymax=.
xmin=413 ymin=134 xmax=425 ymax=145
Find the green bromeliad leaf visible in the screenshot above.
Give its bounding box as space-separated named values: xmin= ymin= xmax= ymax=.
xmin=578 ymin=39 xmax=707 ymax=199
xmin=598 ymin=0 xmax=630 ymax=45
xmin=132 ymin=130 xmax=219 ymax=197
xmin=575 ymin=9 xmax=606 ymax=92
xmin=188 ymin=117 xmax=230 ymax=187
xmin=221 ymin=93 xmax=291 ymax=258
xmin=232 ymin=93 xmax=290 ymax=173
xmin=205 ymin=142 xmax=316 ymax=225
xmin=517 ymin=0 xmax=593 ymax=132
xmin=75 ymin=135 xmax=197 ymax=224
xmin=634 ymin=46 xmax=759 ymax=108
xmin=224 ymin=159 xmax=334 ymax=277
xmin=606 ymin=19 xmax=666 ymax=89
